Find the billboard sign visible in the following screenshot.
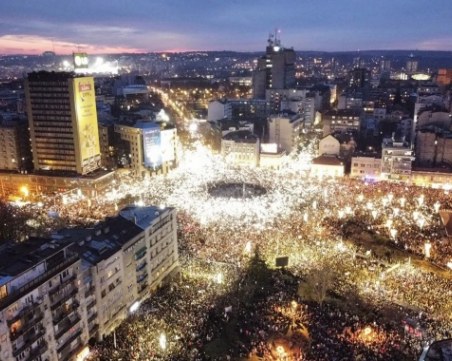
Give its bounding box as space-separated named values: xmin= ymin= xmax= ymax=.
xmin=143 ymin=127 xmax=162 ymax=168
xmin=73 ymin=77 xmax=100 ymax=166
xmin=73 ymin=52 xmax=89 ymax=69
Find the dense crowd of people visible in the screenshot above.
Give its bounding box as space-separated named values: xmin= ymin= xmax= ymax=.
xmin=11 ymin=144 xmax=452 ymax=360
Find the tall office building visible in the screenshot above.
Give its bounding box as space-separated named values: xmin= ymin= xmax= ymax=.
xmin=252 ymin=33 xmax=296 ymax=99
xmin=25 ymin=71 xmax=101 ymax=175
xmin=406 ymin=54 xmax=419 ymax=74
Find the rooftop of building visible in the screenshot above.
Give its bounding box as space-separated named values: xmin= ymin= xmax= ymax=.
xmin=54 ymin=206 xmax=172 ymax=266
xmin=0 ymin=238 xmax=72 ymax=286
xmin=312 ymin=154 xmax=344 ymax=166
xmin=27 ymin=70 xmax=83 ymax=81
xmin=222 ymin=129 xmax=259 ymax=143
xmin=120 ymin=205 xmax=173 ymax=230
xmin=323 ymin=109 xmax=362 ymax=117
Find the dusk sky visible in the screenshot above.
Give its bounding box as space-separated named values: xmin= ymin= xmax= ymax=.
xmin=1 ymin=0 xmax=452 ymax=55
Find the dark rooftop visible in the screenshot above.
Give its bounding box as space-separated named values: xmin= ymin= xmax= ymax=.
xmin=222 ymin=130 xmax=259 ymax=143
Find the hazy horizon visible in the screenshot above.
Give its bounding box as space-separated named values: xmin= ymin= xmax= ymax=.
xmin=1 ymin=0 xmax=452 ymax=55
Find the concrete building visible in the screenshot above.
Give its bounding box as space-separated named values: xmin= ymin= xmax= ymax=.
xmin=437 ymin=69 xmax=452 ymax=86
xmin=208 ymin=99 xmax=267 ymax=124
xmin=415 ymin=129 xmax=452 ymax=167
xmin=337 ymin=93 xmax=363 ymax=110
xmin=252 ymin=34 xmax=296 ymax=99
xmin=318 ymin=134 xmax=340 ymax=156
xmin=268 ymin=114 xmax=302 ymax=154
xmin=0 ymin=205 xmax=179 ymax=360
xmin=25 ymin=71 xmax=101 ymax=175
xmin=58 ymin=205 xmax=179 ymax=341
xmin=348 ymin=68 xmax=370 ymax=89
xmin=310 ymin=155 xmax=345 ymax=178
xmin=115 ymin=121 xmax=177 ymax=178
xmin=0 ymin=118 xmax=31 ymax=172
xmin=207 ymin=100 xmax=232 ymax=122
xmin=351 ymin=156 xmax=381 ymax=179
xmin=406 ymin=55 xmax=419 ymax=74
xmin=322 ymin=109 xmax=361 ymax=136
xmin=259 ymin=143 xmax=286 ymax=169
xmin=0 ymin=239 xmax=88 ymax=361
xmin=221 ymin=130 xmax=260 ymax=167
xmin=381 ymin=139 xmax=414 ymax=180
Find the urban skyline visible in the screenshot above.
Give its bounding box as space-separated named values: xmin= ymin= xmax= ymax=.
xmin=1 ymin=0 xmax=452 ymax=55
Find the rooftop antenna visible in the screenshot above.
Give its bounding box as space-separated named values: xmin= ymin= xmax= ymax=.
xmin=274 ymin=28 xmax=281 ymax=47
xmin=268 ymin=32 xmax=274 ymax=47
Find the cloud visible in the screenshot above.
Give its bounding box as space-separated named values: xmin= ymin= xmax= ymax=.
xmin=0 ymin=34 xmax=145 ymax=55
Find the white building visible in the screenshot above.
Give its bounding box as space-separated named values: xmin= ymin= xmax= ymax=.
xmin=0 ymin=205 xmax=180 ymax=361
xmin=259 ymin=143 xmax=286 ymax=169
xmin=221 ymin=130 xmax=260 ymax=167
xmin=381 ymin=140 xmax=414 ymax=181
xmin=0 ymin=241 xmax=88 ymax=361
xmin=207 ymin=100 xmax=232 ymax=122
xmin=310 ymin=155 xmax=345 ymax=178
xmin=268 ymin=114 xmax=302 ymax=154
xmin=318 ymin=134 xmax=340 ymax=156
xmin=351 ymin=156 xmax=381 ymax=179
xmin=115 ymin=121 xmax=177 ymax=178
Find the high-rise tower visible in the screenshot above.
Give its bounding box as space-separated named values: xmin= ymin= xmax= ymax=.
xmin=252 ymin=31 xmax=296 ymax=99
xmin=25 ymin=71 xmax=101 ymax=175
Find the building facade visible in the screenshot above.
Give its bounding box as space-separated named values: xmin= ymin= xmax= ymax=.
xmin=221 ymin=130 xmax=260 ymax=167
xmin=268 ymin=114 xmax=302 ymax=154
xmin=25 ymin=72 xmax=101 ymax=175
xmin=310 ymin=155 xmax=345 ymax=178
xmin=0 ymin=240 xmax=88 ymax=361
xmin=322 ymin=109 xmax=362 ymax=135
xmin=351 ymin=156 xmax=381 ymax=179
xmin=0 ymin=205 xmax=179 ymax=361
xmin=381 ymin=140 xmax=414 ymax=180
xmin=115 ymin=121 xmax=177 ymax=178
xmin=252 ymin=35 xmax=296 ymax=99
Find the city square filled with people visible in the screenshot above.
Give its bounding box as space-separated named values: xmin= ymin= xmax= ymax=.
xmin=15 ymin=142 xmax=452 ymax=360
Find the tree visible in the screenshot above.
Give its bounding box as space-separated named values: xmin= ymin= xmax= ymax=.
xmin=303 ymin=262 xmax=336 ymax=306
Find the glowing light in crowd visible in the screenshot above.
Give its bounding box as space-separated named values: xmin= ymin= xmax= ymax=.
xmin=434 ymin=201 xmax=441 ymax=213
xmin=159 ymin=332 xmax=167 ymax=351
xmin=424 ymin=241 xmax=432 ymax=258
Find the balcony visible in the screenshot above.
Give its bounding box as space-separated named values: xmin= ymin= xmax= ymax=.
xmin=12 ymin=326 xmax=45 ymax=357
xmin=0 ymin=254 xmax=78 ymax=309
xmin=87 ymin=311 xmax=97 ymax=324
xmin=50 ymin=287 xmax=78 ymax=311
xmin=136 ymin=261 xmax=147 ymax=273
xmin=57 ymin=330 xmax=82 ymax=360
xmin=49 ymin=274 xmax=77 ymax=296
xmin=8 ymin=303 xmax=43 ymax=328
xmin=10 ymin=310 xmax=44 ymax=341
xmin=25 ymin=341 xmax=48 ymax=361
xmin=89 ymin=323 xmax=99 ymax=335
xmin=54 ymin=314 xmax=81 ymax=340
xmin=84 ymin=286 xmax=95 ymax=298
xmin=86 ymin=298 xmax=96 ymax=310
xmin=53 ymin=303 xmax=79 ymax=325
